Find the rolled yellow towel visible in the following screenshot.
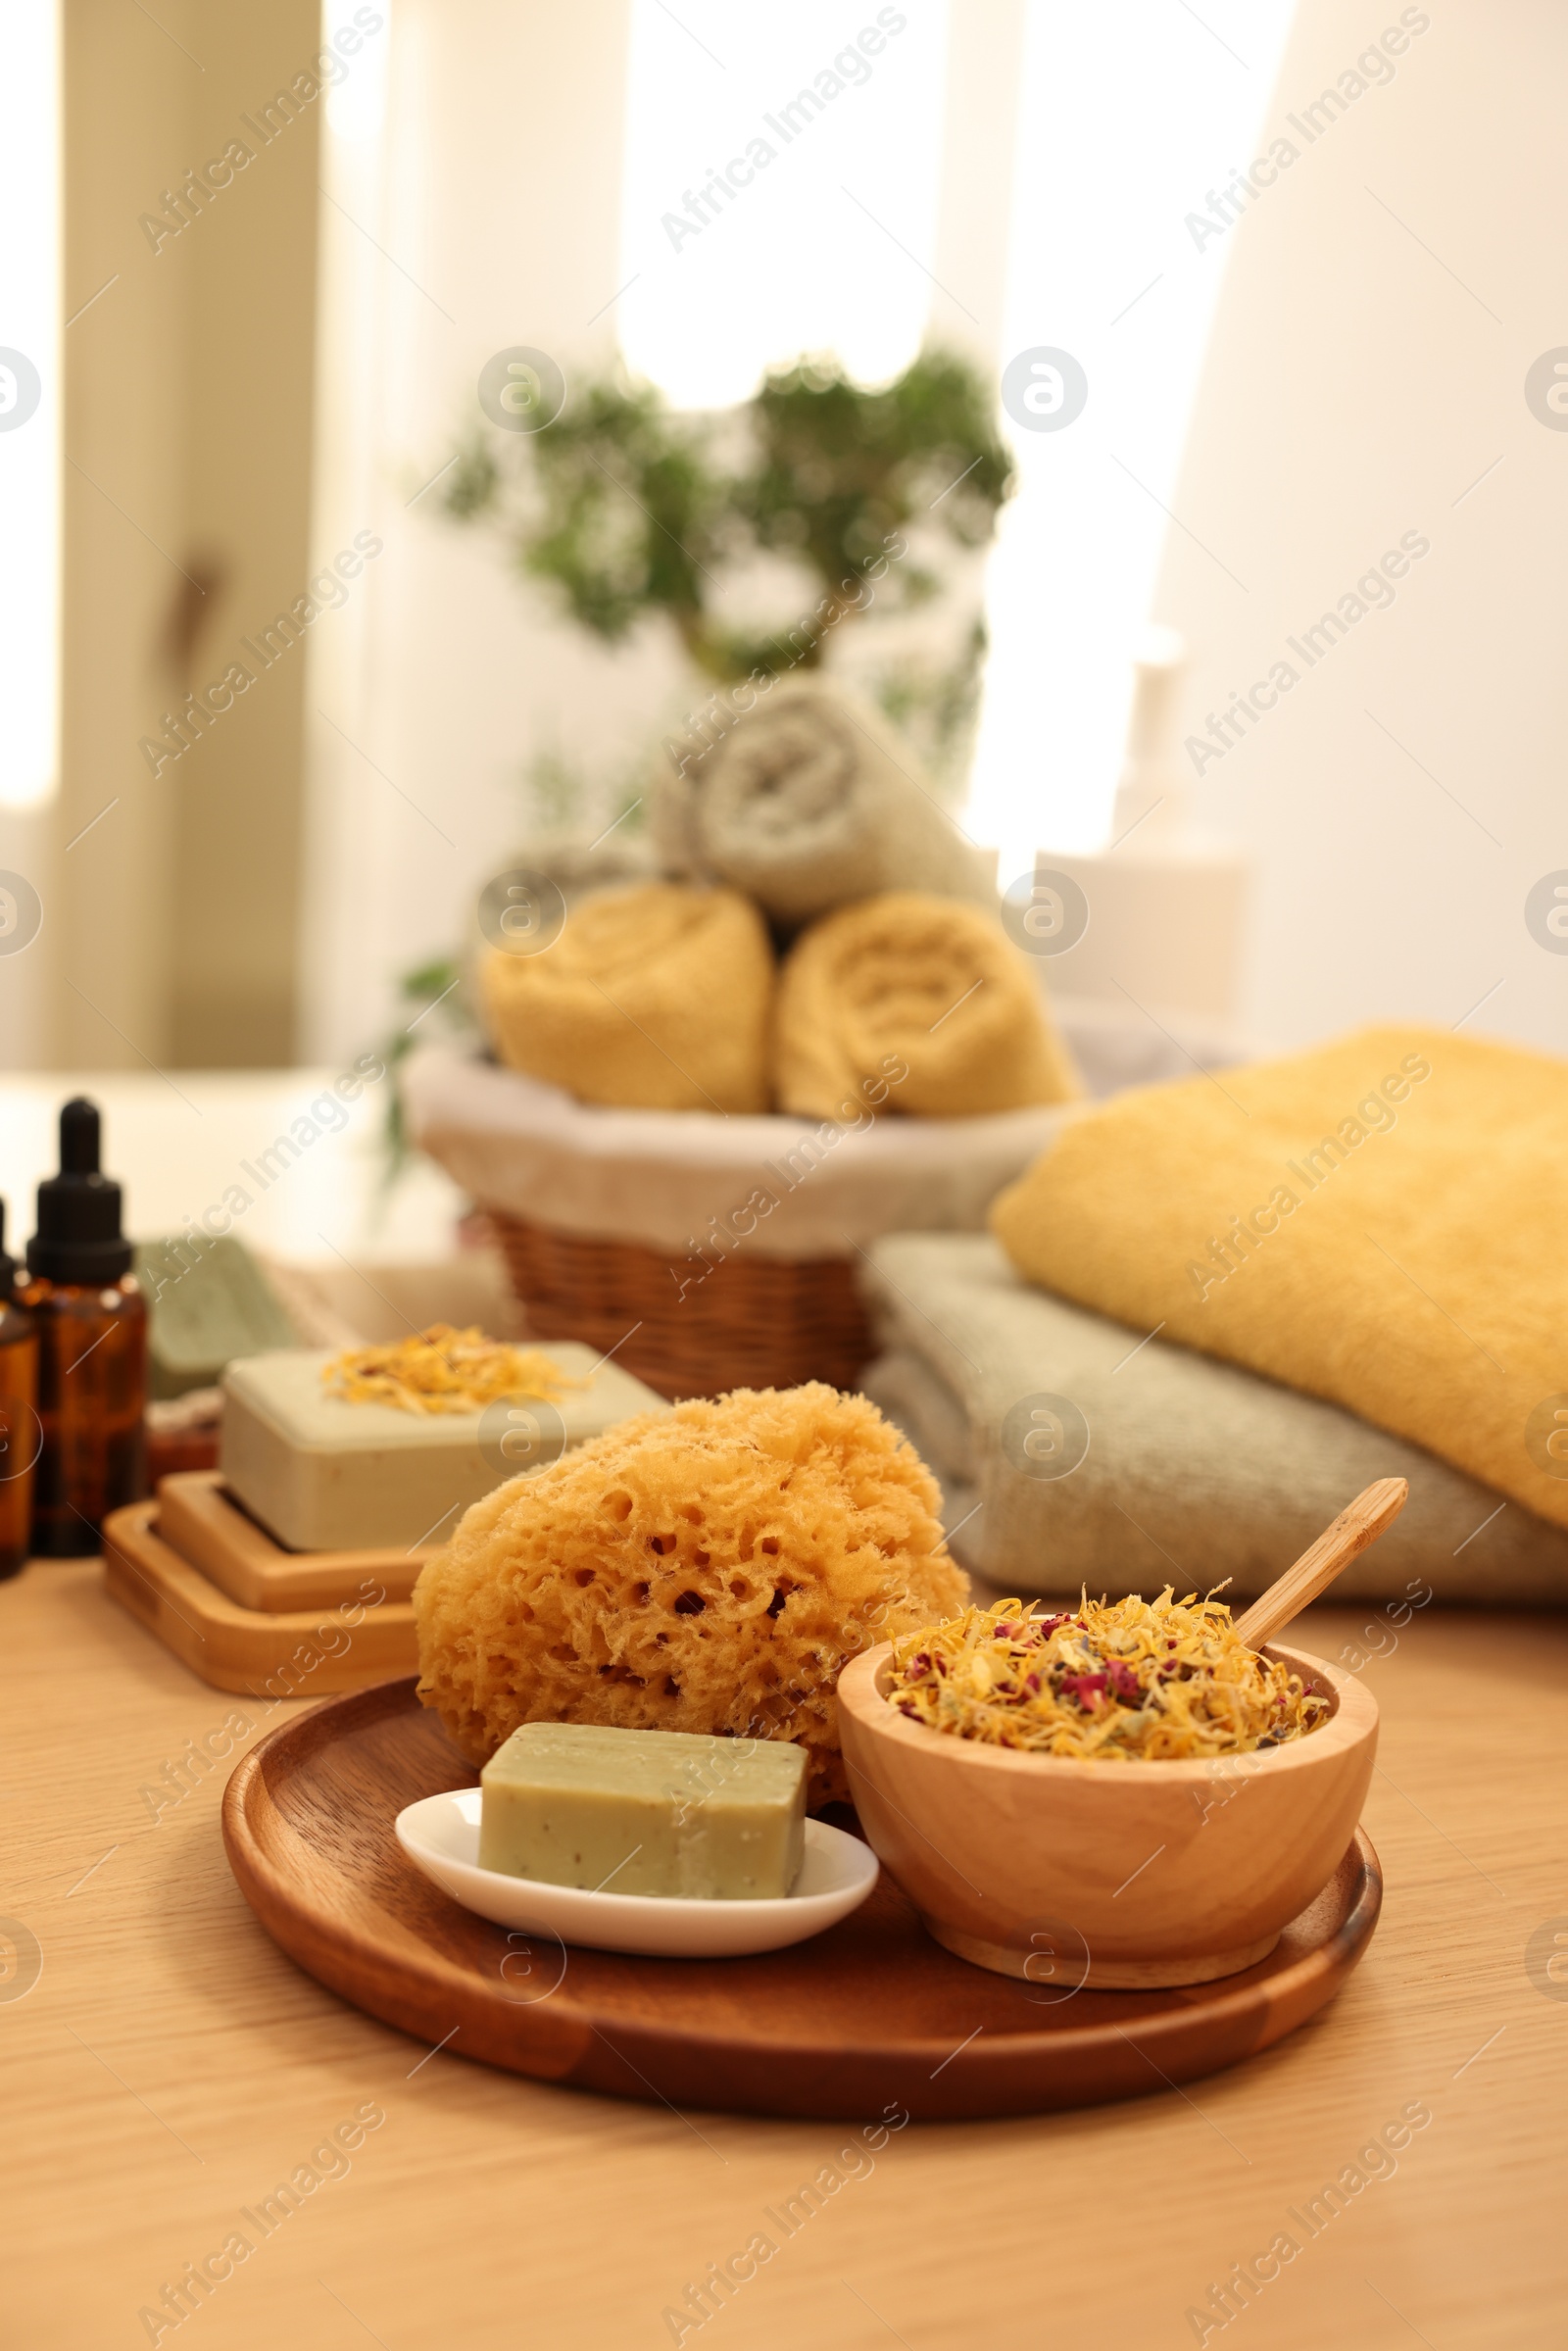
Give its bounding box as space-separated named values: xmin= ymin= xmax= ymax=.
xmin=480 ymin=881 xmax=773 ymax=1113
xmin=990 ymin=1023 xmax=1568 ymax=1535
xmin=774 ymin=892 xmax=1081 ymax=1119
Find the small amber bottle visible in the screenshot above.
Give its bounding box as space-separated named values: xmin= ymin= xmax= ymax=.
xmin=22 ymin=1099 xmax=148 ymax=1556
xmin=0 ymin=1200 xmax=39 ymax=1580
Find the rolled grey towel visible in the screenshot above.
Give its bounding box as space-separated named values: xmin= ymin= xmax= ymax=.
xmin=651 ymin=678 xmax=993 ymax=928
xmin=858 ymin=1232 xmax=1568 ymax=1608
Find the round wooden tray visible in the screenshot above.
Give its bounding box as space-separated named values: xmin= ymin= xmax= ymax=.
xmin=221 ymin=1678 xmax=1382 ymax=2122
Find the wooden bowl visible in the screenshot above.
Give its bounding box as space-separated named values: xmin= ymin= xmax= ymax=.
xmin=836 ymin=1642 xmax=1377 ymax=1988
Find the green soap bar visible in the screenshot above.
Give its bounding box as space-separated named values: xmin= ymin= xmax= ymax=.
xmin=135 ymin=1234 xmax=298 ymax=1400
xmin=478 ymin=1723 xmax=808 ymax=1901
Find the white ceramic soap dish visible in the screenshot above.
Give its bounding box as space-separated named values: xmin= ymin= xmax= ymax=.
xmin=394 ymin=1788 xmax=879 ymax=1958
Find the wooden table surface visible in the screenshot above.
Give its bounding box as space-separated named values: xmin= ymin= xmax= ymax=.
xmin=2 ymin=1560 xmax=1564 ymax=2350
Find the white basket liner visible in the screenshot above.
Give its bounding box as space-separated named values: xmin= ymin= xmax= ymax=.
xmin=402 ymin=997 xmax=1250 ymax=1262
xmin=402 ymin=1048 xmax=1060 ymax=1259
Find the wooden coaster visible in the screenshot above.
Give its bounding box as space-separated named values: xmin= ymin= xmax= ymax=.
xmin=103 ymin=1501 xmax=417 ymax=1696
xmin=222 ymin=1675 xmax=1383 ymax=2122
xmin=157 ymin=1470 xmax=433 ymax=1613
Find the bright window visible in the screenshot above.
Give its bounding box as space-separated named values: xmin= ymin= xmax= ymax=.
xmin=617 ymin=0 xmax=951 ymax=407
xmin=967 ymin=0 xmax=1298 ymax=865
xmin=0 ymin=2 xmax=60 ymax=810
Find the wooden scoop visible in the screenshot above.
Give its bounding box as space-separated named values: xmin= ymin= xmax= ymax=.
xmin=1233 ymin=1477 xmax=1409 ymax=1651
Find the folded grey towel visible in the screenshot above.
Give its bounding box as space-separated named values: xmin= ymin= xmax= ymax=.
xmin=859 ymin=1346 xmax=976 ymax=1491
xmin=858 ymin=1233 xmax=1568 ymax=1606
xmin=651 ymin=679 xmax=992 ymax=928
xmin=859 ymin=1348 xmax=983 ymax=1577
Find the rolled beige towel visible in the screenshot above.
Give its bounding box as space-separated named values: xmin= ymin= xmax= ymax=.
xmin=653 ymin=677 xmax=993 ymax=928
xmin=480 ymin=882 xmax=773 ymax=1113
xmin=775 ymin=892 xmax=1080 ymax=1119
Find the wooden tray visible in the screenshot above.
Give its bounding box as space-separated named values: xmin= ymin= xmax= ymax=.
xmin=103 ymin=1502 xmax=418 ymax=1695
xmin=157 ymin=1471 xmax=433 ymax=1612
xmin=221 ymin=1677 xmax=1382 ymax=2121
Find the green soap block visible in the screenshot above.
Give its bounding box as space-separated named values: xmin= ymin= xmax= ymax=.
xmin=478 ymin=1723 xmax=808 ymax=1901
xmin=135 ymin=1233 xmax=298 ymax=1400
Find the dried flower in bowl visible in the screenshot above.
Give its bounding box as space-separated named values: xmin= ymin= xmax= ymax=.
xmin=888 ymin=1591 xmax=1331 ymax=1761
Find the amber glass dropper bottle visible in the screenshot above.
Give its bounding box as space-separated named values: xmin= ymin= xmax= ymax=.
xmin=0 ymin=1200 xmax=39 ymax=1580
xmin=22 ymin=1098 xmax=148 ymax=1555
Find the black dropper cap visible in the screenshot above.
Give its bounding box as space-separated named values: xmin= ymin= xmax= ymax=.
xmin=26 ymin=1098 xmax=133 ymax=1286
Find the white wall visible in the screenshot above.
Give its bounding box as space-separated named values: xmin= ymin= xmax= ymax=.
xmin=1158 ymin=0 xmax=1568 ymax=1054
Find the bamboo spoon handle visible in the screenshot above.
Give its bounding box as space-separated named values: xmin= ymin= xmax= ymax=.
xmin=1233 ymin=1477 xmax=1409 ymax=1651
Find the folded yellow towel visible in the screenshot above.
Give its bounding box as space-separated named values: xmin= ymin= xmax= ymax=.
xmin=991 ymin=1024 xmax=1568 ymax=1532
xmin=480 ymin=882 xmax=773 ymax=1113
xmin=775 ymin=892 xmax=1080 ymax=1120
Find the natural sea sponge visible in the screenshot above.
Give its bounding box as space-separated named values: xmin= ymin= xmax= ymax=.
xmin=774 ymin=891 xmax=1081 ymax=1119
xmin=413 ymin=1383 xmax=966 ymax=1807
xmin=479 ymin=881 xmax=773 ymax=1112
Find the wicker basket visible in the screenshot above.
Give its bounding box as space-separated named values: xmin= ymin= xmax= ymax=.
xmin=409 ymin=1013 xmax=1250 ymax=1408
xmin=488 ymin=1208 xmax=872 ymax=1401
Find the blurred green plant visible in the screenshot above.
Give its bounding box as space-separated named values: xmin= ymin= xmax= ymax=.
xmin=511 ymin=748 xmax=649 ymax=845
xmin=377 ymin=954 xmax=467 ymax=1184
xmin=872 ymin=615 xmax=992 ymax=788
xmin=443 ymin=349 xmax=1012 ymax=686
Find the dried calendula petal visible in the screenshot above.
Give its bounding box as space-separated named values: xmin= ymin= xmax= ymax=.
xmin=888 ymin=1590 xmax=1331 ymax=1761
xmin=321 ymin=1324 xmax=586 ymax=1417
